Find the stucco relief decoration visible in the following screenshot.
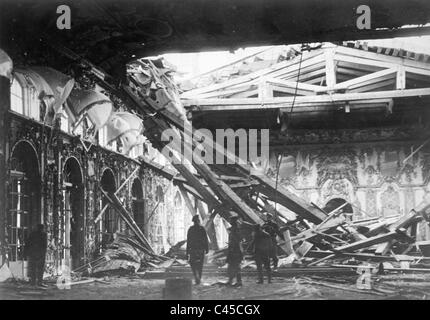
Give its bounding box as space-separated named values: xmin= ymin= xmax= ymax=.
xmin=279 ymin=127 xmax=421 ymax=145
xmin=379 ymin=149 xmax=398 ymax=179
xmin=359 ymin=148 xmax=381 ymax=186
xmin=404 ymin=188 xmax=416 ymax=214
xmin=266 ymin=152 xmax=296 ymax=183
xmin=296 ymin=151 xmax=312 ymax=177
xmin=316 ymin=149 xmax=358 ymax=187
xmin=398 ymin=147 xmax=422 ymax=184
xmin=381 ymin=184 xmax=401 ymax=217
xmin=301 ymin=190 xmax=311 ymax=203
xmin=278 ymin=155 xmax=296 ymax=182
xmin=321 ymin=178 xmax=355 ymax=205
xmin=365 ymin=189 xmax=378 ymax=217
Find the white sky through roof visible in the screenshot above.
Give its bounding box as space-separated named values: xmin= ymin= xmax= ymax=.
xmin=162 ymin=36 xmax=430 ymax=80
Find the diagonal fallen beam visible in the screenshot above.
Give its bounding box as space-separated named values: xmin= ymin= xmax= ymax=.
xmin=100 ymin=188 xmax=155 ymax=255
xmin=95 ymin=166 xmax=140 ymax=223
xmin=252 ymin=173 xmax=326 ymax=224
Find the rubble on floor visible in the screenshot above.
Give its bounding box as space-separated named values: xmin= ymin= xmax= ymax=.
xmin=241 ymin=197 xmax=430 ymax=273
xmin=73 ymin=197 xmax=430 ymax=281
xmin=45 ymin=189 xmax=430 ymax=301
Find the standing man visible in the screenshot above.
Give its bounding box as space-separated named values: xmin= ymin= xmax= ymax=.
xmin=226 ymin=214 xmax=243 ymax=287
xmin=25 ymin=224 xmax=47 ymax=287
xmin=262 ymin=214 xmax=284 ymax=270
xmin=251 ymin=224 xmax=272 ymax=284
xmin=186 ymin=215 xmax=209 ymax=285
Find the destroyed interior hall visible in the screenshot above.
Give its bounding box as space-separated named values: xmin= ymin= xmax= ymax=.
xmin=2 ymin=0 xmax=430 ymax=300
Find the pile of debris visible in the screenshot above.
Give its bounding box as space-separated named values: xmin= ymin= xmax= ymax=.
xmin=81 ymin=196 xmax=430 ymax=278
xmin=222 ymin=195 xmax=430 ymax=273
xmin=71 ymin=233 xmax=170 ymax=277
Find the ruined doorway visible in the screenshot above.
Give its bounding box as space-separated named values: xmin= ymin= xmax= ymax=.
xmin=63 ymin=157 xmax=84 ymax=270
xmin=323 ymin=198 xmax=354 ymax=221
xmin=7 ymin=141 xmax=41 ymax=278
xmin=100 ymin=169 xmax=117 ymax=248
xmin=131 ymin=178 xmax=145 ymax=234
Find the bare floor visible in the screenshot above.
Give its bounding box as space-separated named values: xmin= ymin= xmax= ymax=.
xmin=1 ymin=273 xmax=430 ymax=300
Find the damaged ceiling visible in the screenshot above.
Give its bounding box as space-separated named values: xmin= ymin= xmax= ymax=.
xmin=2 ymin=0 xmax=430 ymax=76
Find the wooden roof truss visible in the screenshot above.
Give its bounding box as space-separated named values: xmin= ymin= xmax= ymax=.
xmin=182 ymin=43 xmax=430 ymax=114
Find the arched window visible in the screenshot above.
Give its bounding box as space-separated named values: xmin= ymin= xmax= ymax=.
xmin=10 ymin=74 xmax=41 ymax=121
xmin=26 ymin=84 xmax=40 ymax=121
xmin=7 ymin=141 xmax=41 ymax=270
xmin=10 ymin=77 xmax=24 ymax=114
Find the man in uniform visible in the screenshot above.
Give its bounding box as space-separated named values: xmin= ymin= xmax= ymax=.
xmin=251 ymin=224 xmax=272 ymax=284
xmin=226 ymin=213 xmax=243 ymax=287
xmin=25 ymin=224 xmax=47 ymax=287
xmin=262 ymin=214 xmax=284 ymax=270
xmin=186 ymin=215 xmax=209 ymax=285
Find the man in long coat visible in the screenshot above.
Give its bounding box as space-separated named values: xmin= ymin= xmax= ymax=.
xmin=186 ymin=215 xmax=209 ymax=284
xmin=26 ymin=224 xmax=47 ymax=286
xmin=226 ymin=214 xmax=243 ymax=287
xmin=251 ymin=224 xmax=272 ymax=284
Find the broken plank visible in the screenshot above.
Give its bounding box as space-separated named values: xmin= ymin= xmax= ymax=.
xmin=375 ymin=240 xmax=395 ymax=256
xmin=101 ymin=189 xmax=155 ymax=254
xmin=332 ymin=264 xmax=430 ymax=274
xmin=307 ymin=254 xmax=336 ymax=266
xmin=281 ymin=229 xmax=295 ymax=256
xmin=295 ymin=241 xmax=313 ymax=259
xmin=389 ymin=209 xmax=425 ymax=231
xmin=334 ymin=231 xmax=401 ymax=252
xmin=306 ymin=250 xmax=398 ymax=262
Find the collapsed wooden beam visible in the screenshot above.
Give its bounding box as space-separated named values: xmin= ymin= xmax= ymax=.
xmin=334 ymin=230 xmax=412 ymax=253
xmin=100 ymin=188 xmax=155 ymax=255
xmin=252 ymin=173 xmax=326 ymax=224
xmin=124 ymin=85 xmax=264 ymax=225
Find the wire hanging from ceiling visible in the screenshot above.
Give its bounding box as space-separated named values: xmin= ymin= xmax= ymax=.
xmin=273 ymin=44 xmax=305 ymax=217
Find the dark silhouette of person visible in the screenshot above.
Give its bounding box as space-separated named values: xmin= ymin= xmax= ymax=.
xmin=262 ymin=214 xmax=284 ymax=269
xmin=186 ymin=215 xmax=209 ymax=285
xmin=25 ymin=224 xmax=47 ymax=286
xmin=226 ymin=214 xmax=243 ymax=287
xmin=251 ymin=224 xmax=272 ymax=284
